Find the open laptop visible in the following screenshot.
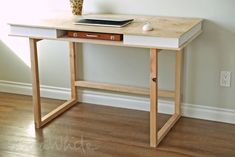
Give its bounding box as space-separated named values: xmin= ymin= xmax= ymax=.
xmin=74 ymin=17 xmax=134 ymax=27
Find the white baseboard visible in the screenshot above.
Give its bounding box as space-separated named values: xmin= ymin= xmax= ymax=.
xmin=0 ymin=80 xmax=234 ymax=124
xmin=0 ymin=80 xmax=71 ymax=100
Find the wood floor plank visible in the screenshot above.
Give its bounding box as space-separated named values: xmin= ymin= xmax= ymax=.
xmin=0 ymin=92 xmax=235 ymax=157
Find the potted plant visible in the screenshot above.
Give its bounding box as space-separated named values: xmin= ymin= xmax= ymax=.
xmin=70 ymin=0 xmax=84 ymax=15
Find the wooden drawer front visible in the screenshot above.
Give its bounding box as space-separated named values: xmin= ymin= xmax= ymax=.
xmin=67 ymin=31 xmax=123 ymax=41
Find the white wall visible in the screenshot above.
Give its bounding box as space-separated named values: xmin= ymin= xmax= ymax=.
xmin=1 ymin=0 xmax=235 ymax=112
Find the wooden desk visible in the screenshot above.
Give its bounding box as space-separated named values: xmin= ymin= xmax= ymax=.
xmin=9 ymin=14 xmax=203 ymax=147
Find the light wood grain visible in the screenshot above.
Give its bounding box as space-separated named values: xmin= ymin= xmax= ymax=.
xmin=29 ymin=40 xmax=79 ymax=128
xmin=39 ymin=42 xmax=79 ymax=127
xmin=76 ymin=81 xmax=148 ymax=95
xmin=69 ymin=42 xmax=78 ymax=100
xmin=157 ymin=114 xmax=181 ymax=145
xmin=150 ymin=48 xmax=158 ymax=147
xmin=41 ymin=99 xmax=77 ymax=127
xmin=76 ymin=80 xmax=175 ymax=98
xmin=159 ymin=90 xmax=175 ymax=98
xmin=175 ymin=50 xmax=183 ymax=114
xmin=9 ymin=35 xmax=196 ymax=50
xmin=9 ymin=14 xmax=203 ymax=50
xmin=126 ymin=16 xmax=202 ymax=38
xmin=29 ymin=38 xmax=41 ymax=128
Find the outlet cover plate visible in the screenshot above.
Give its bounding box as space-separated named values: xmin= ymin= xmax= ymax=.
xmin=220 ymin=71 xmax=232 ymax=87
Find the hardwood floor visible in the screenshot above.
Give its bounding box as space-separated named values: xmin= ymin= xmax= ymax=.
xmin=0 ymin=92 xmax=234 ymax=157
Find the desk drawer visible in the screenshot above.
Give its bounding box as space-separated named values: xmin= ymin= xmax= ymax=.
xmin=67 ymin=31 xmax=123 ymax=41
xmin=9 ymin=25 xmax=66 ymax=38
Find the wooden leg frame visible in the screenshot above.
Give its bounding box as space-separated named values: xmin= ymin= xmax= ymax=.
xmin=29 ymin=38 xmax=183 ymax=147
xmin=149 ymin=48 xmax=183 ymax=147
xmin=29 ymin=39 xmax=78 ymax=128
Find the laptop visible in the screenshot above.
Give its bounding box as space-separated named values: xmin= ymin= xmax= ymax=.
xmin=74 ymin=17 xmax=134 ymax=27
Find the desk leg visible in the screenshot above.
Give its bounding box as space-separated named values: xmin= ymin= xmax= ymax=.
xmin=175 ymin=50 xmax=183 ymax=115
xmin=149 ymin=49 xmax=183 ymax=147
xmin=29 ymin=38 xmax=41 ymax=128
xmin=150 ymin=48 xmax=158 ymax=147
xmin=29 ymin=39 xmax=78 ymax=128
xmin=69 ymin=42 xmax=78 ymax=101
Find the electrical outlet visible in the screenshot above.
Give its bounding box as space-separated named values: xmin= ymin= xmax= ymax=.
xmin=220 ymin=71 xmax=232 ymax=87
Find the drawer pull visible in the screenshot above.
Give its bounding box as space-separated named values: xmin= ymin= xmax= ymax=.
xmin=86 ymin=34 xmax=99 ymax=38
